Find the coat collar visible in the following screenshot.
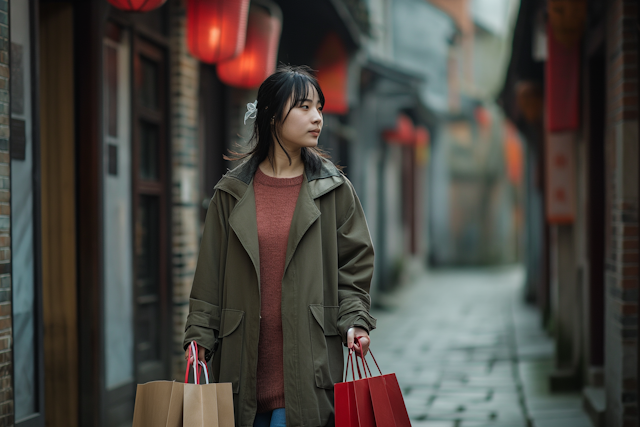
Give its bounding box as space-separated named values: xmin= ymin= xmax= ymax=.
xmin=215 ymin=155 xmax=345 ymax=201
xmin=218 ymin=155 xmax=345 ymax=284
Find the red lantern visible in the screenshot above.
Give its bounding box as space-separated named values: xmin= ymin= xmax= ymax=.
xmin=315 ymin=33 xmax=349 ymax=115
xmin=415 ymin=125 xmax=430 ymax=165
xmin=504 ymin=122 xmax=523 ymax=185
xmin=187 ymin=0 xmax=250 ymax=64
xmin=383 ymin=114 xmax=415 ymax=145
xmin=107 ymin=0 xmax=167 ymax=12
xmin=415 ymin=126 xmax=430 ymax=148
xmin=217 ymin=3 xmax=281 ymax=89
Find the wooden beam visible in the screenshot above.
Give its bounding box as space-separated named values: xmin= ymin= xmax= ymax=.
xmin=39 ymin=3 xmax=78 ymax=427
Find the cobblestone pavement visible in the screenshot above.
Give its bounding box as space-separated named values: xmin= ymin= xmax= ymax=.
xmin=367 ymin=266 xmax=593 ymax=427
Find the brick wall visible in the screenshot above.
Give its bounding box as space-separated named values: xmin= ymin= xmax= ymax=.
xmin=604 ymin=0 xmax=639 ymax=426
xmin=0 ymin=0 xmax=11 ymax=424
xmin=169 ymin=0 xmax=201 ymax=381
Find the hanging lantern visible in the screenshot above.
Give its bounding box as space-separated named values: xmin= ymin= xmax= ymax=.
xmin=415 ymin=126 xmax=430 ymax=148
xmin=503 ymin=122 xmax=523 ymax=185
xmin=548 ymin=0 xmax=587 ymax=48
xmin=415 ymin=126 xmax=430 ymax=166
xmin=315 ymin=33 xmax=349 ymax=115
xmin=474 ymin=106 xmax=492 ymax=129
xmin=383 ymin=114 xmax=415 ymax=146
xmin=107 ymin=0 xmax=167 ymax=12
xmin=217 ymin=2 xmax=282 ymax=89
xmin=515 ymin=81 xmax=543 ymax=124
xmin=187 ymin=0 xmax=251 ymax=64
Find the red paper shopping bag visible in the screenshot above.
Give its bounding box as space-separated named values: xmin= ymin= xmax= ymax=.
xmin=335 ymin=338 xmax=412 ymax=427
xmin=335 ymin=353 xmax=359 ymax=426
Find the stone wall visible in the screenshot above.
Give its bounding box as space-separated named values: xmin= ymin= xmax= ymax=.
xmin=169 ymin=0 xmax=201 ymax=381
xmin=604 ymin=0 xmax=639 ymax=426
xmin=0 ymin=0 xmax=11 ymax=424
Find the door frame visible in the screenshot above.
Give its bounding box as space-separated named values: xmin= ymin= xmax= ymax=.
xmin=76 ymin=4 xmax=173 ymax=425
xmin=75 ymin=0 xmax=108 ymax=424
xmin=12 ymin=0 xmax=46 ymax=425
xmin=130 ymin=29 xmax=171 ymax=385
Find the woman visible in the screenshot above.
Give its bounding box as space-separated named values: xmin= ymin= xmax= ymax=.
xmin=183 ymin=65 xmax=376 ymax=427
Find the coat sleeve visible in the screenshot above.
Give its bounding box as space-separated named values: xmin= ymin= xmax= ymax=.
xmin=336 ymin=180 xmax=377 ymax=343
xmin=183 ymin=191 xmax=227 ymax=360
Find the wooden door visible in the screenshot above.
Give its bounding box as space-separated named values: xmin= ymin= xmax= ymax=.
xmin=102 ymin=22 xmax=170 ymax=427
xmin=132 ymin=36 xmax=170 ymax=385
xmin=586 ymin=52 xmax=605 ymax=376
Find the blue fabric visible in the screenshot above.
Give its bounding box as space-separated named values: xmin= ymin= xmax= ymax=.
xmin=253 ymin=408 xmax=286 ymax=427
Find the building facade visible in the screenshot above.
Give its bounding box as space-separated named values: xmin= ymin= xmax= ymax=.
xmin=502 ymin=0 xmax=639 ymax=425
xmin=2 ymin=0 xmax=435 ymax=425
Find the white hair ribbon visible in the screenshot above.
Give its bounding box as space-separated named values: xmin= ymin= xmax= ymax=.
xmin=244 ymin=100 xmax=258 ymax=124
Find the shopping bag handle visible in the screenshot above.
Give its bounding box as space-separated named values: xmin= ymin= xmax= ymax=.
xmin=344 ymin=340 xmax=370 ymax=382
xmin=354 ymin=337 xmax=372 ymax=379
xmin=198 ymin=360 xmax=210 ymax=384
xmin=185 ymin=342 xmax=200 ymax=384
xmin=343 ymin=337 xmax=385 ymax=382
xmin=185 ymin=341 xmax=210 ymax=384
xmin=354 ymin=337 xmax=383 ymax=377
xmin=344 ymin=348 xmax=359 ymax=382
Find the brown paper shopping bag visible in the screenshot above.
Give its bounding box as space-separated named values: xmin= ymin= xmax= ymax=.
xmin=183 ymin=342 xmax=235 ymax=427
xmin=183 ymin=382 xmax=234 ymax=427
xmin=131 ymin=380 xmax=184 ymax=427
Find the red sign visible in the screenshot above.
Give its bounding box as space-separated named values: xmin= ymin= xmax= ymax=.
xmin=315 ymin=33 xmax=349 ymax=115
xmin=545 ymin=132 xmax=576 ymax=223
xmin=545 ymin=22 xmax=580 ymax=131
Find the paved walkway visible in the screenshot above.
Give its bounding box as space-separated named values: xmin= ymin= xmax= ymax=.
xmin=368 ymin=266 xmax=593 ymax=427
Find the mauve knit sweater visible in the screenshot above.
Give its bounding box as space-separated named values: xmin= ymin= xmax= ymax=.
xmin=253 ymin=168 xmax=303 ymax=413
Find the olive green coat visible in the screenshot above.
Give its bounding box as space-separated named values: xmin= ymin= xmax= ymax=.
xmin=183 ymin=156 xmax=376 ymax=427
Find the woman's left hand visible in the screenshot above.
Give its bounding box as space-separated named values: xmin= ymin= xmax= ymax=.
xmin=347 ymin=327 xmax=370 ymax=357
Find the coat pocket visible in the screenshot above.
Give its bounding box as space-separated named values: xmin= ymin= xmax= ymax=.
xmin=309 ymin=305 xmax=341 ymax=389
xmin=218 ymin=309 xmax=245 ymax=393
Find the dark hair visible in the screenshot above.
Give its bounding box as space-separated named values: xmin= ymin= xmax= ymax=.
xmin=227 ymin=64 xmax=330 ymax=174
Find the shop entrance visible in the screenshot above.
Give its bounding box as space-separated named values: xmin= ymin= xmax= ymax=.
xmin=101 ymin=10 xmax=171 ymax=426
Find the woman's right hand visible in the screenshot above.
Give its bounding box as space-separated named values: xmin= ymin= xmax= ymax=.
xmin=184 ymin=344 xmax=206 ymax=364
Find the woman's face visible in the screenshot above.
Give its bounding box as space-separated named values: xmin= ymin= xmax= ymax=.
xmin=276 ymin=85 xmax=323 ymax=151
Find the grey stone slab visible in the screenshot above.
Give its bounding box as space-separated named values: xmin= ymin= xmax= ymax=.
xmin=529 ymin=408 xmax=590 ymax=420
xmin=428 ymin=400 xmax=466 ymax=412
xmin=460 ymin=422 xmax=528 ymax=427
xmin=368 ymin=268 xmax=593 ymax=427
xmin=411 ymin=422 xmax=455 ymax=427
xmin=411 ymin=420 xmax=456 ymax=427
xmin=405 ymin=397 xmax=431 ymax=408
xmin=406 ymin=404 xmax=429 ymax=416
xmin=526 ymin=396 xmax=583 ymax=410
xmin=461 ymin=402 xmax=524 ymax=417
xmin=465 ymin=376 xmax=519 ymax=385
xmin=433 ymin=390 xmax=491 ymax=402
xmin=405 ymin=387 xmax=437 ymax=398
xmin=530 ymin=414 xmax=593 ymax=427
xmin=425 ymin=412 xmax=493 ymax=422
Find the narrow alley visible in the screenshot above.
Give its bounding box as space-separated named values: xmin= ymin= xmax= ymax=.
xmin=371 ymin=267 xmax=593 ymax=427
xmin=3 ymin=0 xmax=639 ymax=425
